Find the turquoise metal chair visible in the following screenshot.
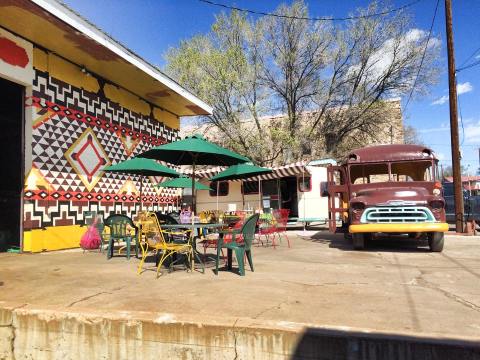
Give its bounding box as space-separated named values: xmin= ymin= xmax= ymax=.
xmin=104 ymin=214 xmax=138 ymax=259
xmin=215 ymin=214 xmax=259 ymax=276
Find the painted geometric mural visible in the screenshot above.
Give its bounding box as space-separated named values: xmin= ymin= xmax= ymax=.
xmin=64 ymin=127 xmax=111 ymax=191
xmin=24 ymin=69 xmax=181 ymax=229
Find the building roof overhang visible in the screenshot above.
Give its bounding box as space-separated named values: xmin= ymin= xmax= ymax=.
xmin=0 ymin=0 xmax=212 ymax=117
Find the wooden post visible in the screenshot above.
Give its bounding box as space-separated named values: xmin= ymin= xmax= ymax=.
xmin=445 ymin=0 xmax=464 ymax=232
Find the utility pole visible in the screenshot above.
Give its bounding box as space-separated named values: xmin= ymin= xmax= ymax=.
xmin=445 ymin=0 xmax=464 ymax=232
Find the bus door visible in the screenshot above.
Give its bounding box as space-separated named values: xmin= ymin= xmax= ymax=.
xmin=327 ymin=165 xmax=349 ymax=232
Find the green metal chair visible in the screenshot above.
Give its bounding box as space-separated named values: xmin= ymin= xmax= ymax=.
xmin=104 ymin=214 xmax=138 ymax=260
xmin=215 ymin=213 xmax=259 ymax=276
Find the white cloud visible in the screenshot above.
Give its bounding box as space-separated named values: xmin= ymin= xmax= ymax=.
xmin=457 ymin=81 xmax=473 ymax=95
xmin=431 ymin=95 xmax=449 ymax=105
xmin=464 ymin=119 xmax=480 ymax=144
xmin=436 ymin=152 xmax=446 ymax=161
xmin=349 ymin=29 xmax=439 ymax=94
xmin=430 ymin=82 xmax=473 ymax=105
xmin=475 ymin=54 xmax=480 ymax=60
xmin=417 ymin=124 xmax=450 ymax=133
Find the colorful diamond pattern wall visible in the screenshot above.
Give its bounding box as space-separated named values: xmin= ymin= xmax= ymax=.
xmin=64 ymin=128 xmax=110 ymax=191
xmin=24 ymin=70 xmax=181 ymax=229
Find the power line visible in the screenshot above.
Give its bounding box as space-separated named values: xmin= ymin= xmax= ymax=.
xmin=403 ymin=0 xmax=440 ymax=112
xmin=458 ymin=45 xmax=480 ymax=68
xmin=427 ymin=144 xmax=480 ymax=147
xmin=198 ymin=0 xmax=423 ymax=21
xmin=456 ymin=59 xmax=480 ymax=73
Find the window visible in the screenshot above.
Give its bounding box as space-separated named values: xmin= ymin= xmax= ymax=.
xmin=391 ymin=161 xmax=434 ymax=182
xmin=320 ymin=181 xmax=328 ymax=197
xmin=298 ymin=176 xmax=311 ymax=192
xmin=209 ymin=181 xmax=229 ymax=196
xmin=350 ymin=164 xmax=389 ymax=184
xmin=242 ymin=181 xmax=259 ymax=194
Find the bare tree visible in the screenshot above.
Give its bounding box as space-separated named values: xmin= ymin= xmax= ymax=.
xmin=165 ymin=1 xmax=440 ymax=164
xmin=166 ymin=12 xmax=283 ymax=165
xmin=403 ymin=125 xmax=423 ymax=145
xmin=313 ymin=3 xmax=439 ymax=155
xmin=258 ymin=1 xmax=332 ymax=137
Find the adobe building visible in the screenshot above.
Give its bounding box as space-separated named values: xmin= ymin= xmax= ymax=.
xmin=181 ymin=99 xmax=404 ymax=165
xmin=0 ymin=0 xmax=211 ymax=252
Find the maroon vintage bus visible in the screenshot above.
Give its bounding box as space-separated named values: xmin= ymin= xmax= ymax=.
xmin=328 ymin=144 xmax=448 ymax=251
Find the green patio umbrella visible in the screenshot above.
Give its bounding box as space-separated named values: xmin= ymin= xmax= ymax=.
xmin=157 ymin=177 xmax=211 ymax=210
xmin=104 ymin=157 xmax=180 ymax=211
xmin=210 ymin=163 xmax=273 ymax=210
xmin=156 ymin=177 xmax=211 ymax=191
xmin=139 ymin=134 xmax=250 ymax=212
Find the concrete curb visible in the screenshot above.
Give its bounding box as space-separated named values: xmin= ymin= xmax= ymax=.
xmin=1 ymin=302 xmax=479 ymax=359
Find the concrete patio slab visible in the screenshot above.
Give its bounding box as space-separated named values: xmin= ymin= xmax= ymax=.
xmin=0 ymin=232 xmax=479 ymax=359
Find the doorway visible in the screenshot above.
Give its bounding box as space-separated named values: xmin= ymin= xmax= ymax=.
xmin=281 ymin=177 xmax=298 ymax=217
xmin=0 ymin=77 xmax=24 ymax=251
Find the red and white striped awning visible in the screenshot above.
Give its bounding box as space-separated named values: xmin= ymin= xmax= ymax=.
xmin=254 ymin=162 xmax=309 ymax=181
xmin=183 ymin=162 xmax=310 ymax=181
xmin=182 ymin=166 xmax=225 ymax=179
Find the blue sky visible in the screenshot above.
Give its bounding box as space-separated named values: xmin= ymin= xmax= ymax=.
xmin=63 ymin=0 xmax=480 ymax=173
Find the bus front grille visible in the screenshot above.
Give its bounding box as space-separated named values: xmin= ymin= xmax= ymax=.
xmin=361 ymin=207 xmax=435 ymax=223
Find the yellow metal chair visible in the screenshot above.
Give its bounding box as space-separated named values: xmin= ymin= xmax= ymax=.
xmin=137 ymin=212 xmax=193 ymax=278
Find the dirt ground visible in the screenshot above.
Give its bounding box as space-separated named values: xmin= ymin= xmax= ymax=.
xmin=1 ymin=231 xmax=479 ymax=340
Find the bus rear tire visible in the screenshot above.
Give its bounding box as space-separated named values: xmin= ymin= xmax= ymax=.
xmin=428 ymin=232 xmax=444 ymax=252
xmin=352 ymin=233 xmax=365 ymax=250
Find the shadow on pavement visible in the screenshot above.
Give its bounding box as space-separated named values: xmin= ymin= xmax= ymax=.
xmin=291 ymin=326 xmax=480 ymax=360
xmin=302 ymin=231 xmax=432 ymax=253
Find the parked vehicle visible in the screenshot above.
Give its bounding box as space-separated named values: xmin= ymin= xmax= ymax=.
xmin=443 ymin=182 xmax=480 ymax=224
xmin=328 ymin=144 xmax=448 ymax=251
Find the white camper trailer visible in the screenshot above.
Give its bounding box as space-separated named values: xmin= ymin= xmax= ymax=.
xmin=192 ymin=160 xmax=336 ymax=225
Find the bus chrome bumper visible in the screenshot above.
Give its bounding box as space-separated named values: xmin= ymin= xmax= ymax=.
xmin=349 ymin=222 xmax=449 ymax=233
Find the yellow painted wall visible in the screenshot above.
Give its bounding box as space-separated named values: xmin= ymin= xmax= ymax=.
xmin=153 ymin=107 xmax=179 ymax=130
xmin=103 ymin=83 xmax=150 ymax=116
xmin=32 ymin=49 xmax=179 ymax=130
xmin=23 ymin=225 xmax=86 ymax=253
xmin=33 ymin=49 xmax=100 ymax=93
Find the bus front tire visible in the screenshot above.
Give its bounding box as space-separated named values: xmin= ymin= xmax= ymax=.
xmin=352 ymin=233 xmax=365 ymax=250
xmin=428 ymin=232 xmax=444 ymax=252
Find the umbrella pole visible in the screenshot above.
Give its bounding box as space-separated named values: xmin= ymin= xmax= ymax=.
xmin=241 ymin=180 xmax=245 ymax=210
xmin=258 ymin=178 xmax=262 ymax=212
xmin=139 ymin=175 xmax=143 ymax=213
xmin=192 ymin=159 xmax=196 ymax=215
xmin=216 ymin=181 xmax=219 ymax=212
xmin=303 ymin=168 xmax=306 ymax=234
xmin=277 ymin=178 xmax=281 ymax=210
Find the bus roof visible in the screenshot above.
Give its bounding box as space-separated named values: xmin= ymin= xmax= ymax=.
xmin=344 ymin=144 xmax=437 ymax=164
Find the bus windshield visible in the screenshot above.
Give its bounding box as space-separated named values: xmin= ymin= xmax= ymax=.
xmin=350 ymin=164 xmax=389 ymax=184
xmin=350 ymin=160 xmax=435 ymax=184
xmin=390 ymin=161 xmax=434 ymax=182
